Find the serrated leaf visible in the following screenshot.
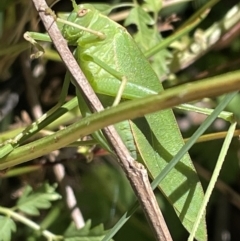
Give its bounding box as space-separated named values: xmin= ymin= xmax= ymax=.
xmin=124 ymin=6 xmax=155 ymax=37
xmin=136 ymin=28 xmax=171 ymax=77
xmin=16 ymin=183 xmax=61 ymax=216
xmin=143 ymin=0 xmax=162 ymax=13
xmin=65 ymin=220 xmax=92 ymax=237
xmin=0 ymin=216 xmax=16 ymax=241
xmin=64 ymin=220 xmax=113 ymax=241
xmin=124 ymin=6 xmax=170 ymax=78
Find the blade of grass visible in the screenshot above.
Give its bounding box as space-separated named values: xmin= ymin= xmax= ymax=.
xmin=188 ymin=121 xmax=237 ymax=241
xmin=102 ymin=91 xmax=238 ymax=241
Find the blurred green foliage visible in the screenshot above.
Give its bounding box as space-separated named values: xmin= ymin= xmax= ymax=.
xmin=0 ymin=0 xmax=240 ymax=240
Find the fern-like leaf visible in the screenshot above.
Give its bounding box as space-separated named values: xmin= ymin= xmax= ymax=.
xmin=16 ymin=183 xmax=61 ymax=216
xmin=0 ymin=216 xmax=16 ymax=241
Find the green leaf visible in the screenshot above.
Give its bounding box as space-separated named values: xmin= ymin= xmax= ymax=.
xmin=0 ymin=216 xmax=16 ymax=241
xmin=64 ymin=220 xmax=113 ymax=241
xmin=16 ymin=183 xmax=61 ymax=216
xmin=143 ymin=0 xmax=162 ymax=13
xmin=141 ymin=30 xmax=171 ymax=78
xmin=124 ymin=6 xmax=171 ymax=77
xmin=124 ymin=6 xmax=155 ymax=46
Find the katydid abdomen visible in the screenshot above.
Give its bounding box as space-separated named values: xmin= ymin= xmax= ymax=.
xmin=63 ymin=4 xmax=205 ymax=238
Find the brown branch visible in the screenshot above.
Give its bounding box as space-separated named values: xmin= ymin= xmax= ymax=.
xmin=30 ymin=0 xmax=172 ymax=240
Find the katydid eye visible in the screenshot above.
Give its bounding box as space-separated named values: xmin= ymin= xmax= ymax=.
xmin=78 ymin=8 xmax=88 ymax=17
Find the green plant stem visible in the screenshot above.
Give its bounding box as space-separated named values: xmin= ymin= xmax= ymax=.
xmin=170 ymin=2 xmax=240 ymax=73
xmin=0 ymin=206 xmax=62 ymax=240
xmin=180 ymin=0 xmax=220 ymax=29
xmin=145 ymin=0 xmax=220 ymax=58
xmin=176 ymin=104 xmax=234 ymax=122
xmin=144 ymin=7 xmax=208 ymax=58
xmin=0 ymin=70 xmax=239 ymax=169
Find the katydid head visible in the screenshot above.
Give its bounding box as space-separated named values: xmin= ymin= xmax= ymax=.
xmin=62 ymin=3 xmax=105 ymax=44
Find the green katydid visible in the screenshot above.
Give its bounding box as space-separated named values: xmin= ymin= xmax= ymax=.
xmin=21 ymin=1 xmax=207 ymax=239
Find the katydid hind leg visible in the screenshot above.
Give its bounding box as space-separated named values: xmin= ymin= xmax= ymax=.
xmin=75 ymin=88 xmax=113 ymax=152
xmin=112 ymin=76 xmax=128 ymax=106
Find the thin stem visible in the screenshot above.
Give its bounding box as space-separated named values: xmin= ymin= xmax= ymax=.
xmin=0 ymin=206 xmax=62 ymax=240
xmin=188 ymin=121 xmax=237 ymax=241
xmin=1 ymin=72 xmax=240 ymax=168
